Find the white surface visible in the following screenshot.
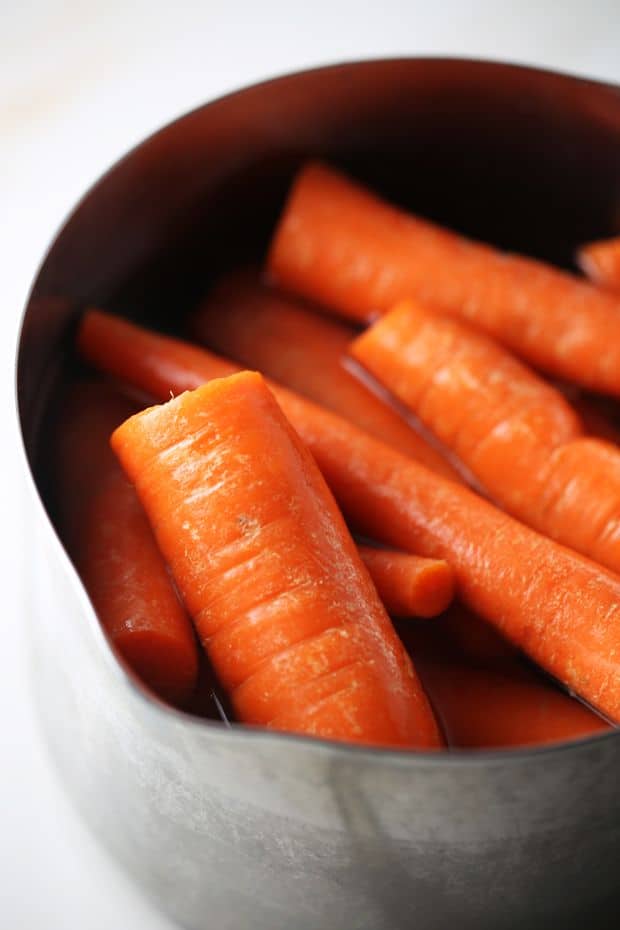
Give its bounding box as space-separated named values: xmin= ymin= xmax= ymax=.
xmin=2 ymin=1 xmax=620 ymax=926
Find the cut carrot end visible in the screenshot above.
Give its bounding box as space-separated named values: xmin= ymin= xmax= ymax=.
xmin=358 ymin=545 xmax=455 ymax=618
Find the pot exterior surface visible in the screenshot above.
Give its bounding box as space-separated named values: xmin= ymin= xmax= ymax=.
xmin=18 ymin=59 xmax=620 ymax=930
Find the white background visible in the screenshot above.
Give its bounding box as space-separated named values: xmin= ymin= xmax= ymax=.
xmin=2 ymin=2 xmax=620 ymax=927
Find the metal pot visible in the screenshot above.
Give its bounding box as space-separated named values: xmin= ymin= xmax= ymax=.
xmin=15 ymin=59 xmax=620 ymax=930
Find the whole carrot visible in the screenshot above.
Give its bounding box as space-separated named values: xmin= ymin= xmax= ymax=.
xmin=53 ymin=381 xmax=199 ymax=706
xmin=190 ymin=270 xmax=460 ymax=480
xmin=350 ymin=299 xmax=580 ymax=507
xmin=111 ymin=371 xmax=441 ymax=748
xmin=350 ymin=301 xmax=620 ymax=574
xmin=78 ymin=309 xmax=236 ymax=398
xmin=267 ymin=162 xmax=620 ymax=396
xmin=79 ymin=312 xmax=620 ymax=721
xmin=356 ymin=545 xmax=454 ymax=618
xmin=577 ymin=236 xmax=620 ymax=293
xmin=537 ymin=438 xmax=620 ymax=572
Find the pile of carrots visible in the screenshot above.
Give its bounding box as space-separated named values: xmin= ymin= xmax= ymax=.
xmin=53 ymin=160 xmax=620 ymax=751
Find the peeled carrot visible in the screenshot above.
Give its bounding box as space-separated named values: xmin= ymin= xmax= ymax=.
xmin=267 ymin=162 xmax=620 ymax=396
xmin=410 ymin=658 xmax=610 ymax=749
xmin=190 ymin=270 xmax=460 ymax=480
xmin=356 ymin=545 xmax=454 ymax=618
xmin=350 ymin=298 xmax=581 ymax=504
xmin=78 ymin=312 xmax=620 ymax=721
xmin=77 ymin=309 xmax=236 ymax=398
xmin=53 ymin=381 xmax=199 ymax=706
xmin=577 ymin=236 xmax=620 ymax=292
xmin=350 ymin=301 xmax=620 ymax=574
xmin=536 ymin=438 xmax=620 ymax=572
xmin=111 ymin=371 xmax=441 ymax=748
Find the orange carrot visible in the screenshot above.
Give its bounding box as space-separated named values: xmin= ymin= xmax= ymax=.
xmin=111 ymin=371 xmax=441 ymax=748
xmin=267 ymin=162 xmax=620 ymax=396
xmin=410 ymin=658 xmax=610 ymax=749
xmin=577 ymin=235 xmax=620 ymax=292
xmin=78 ymin=309 xmax=237 ymax=398
xmin=190 ymin=270 xmax=460 ymax=480
xmin=535 ymin=438 xmax=620 ymax=572
xmin=350 ymin=298 xmax=581 ymax=503
xmin=53 ymin=381 xmax=199 ymax=706
xmin=350 ymin=300 xmax=620 ymax=574
xmin=78 ymin=312 xmax=620 ymax=721
xmin=356 ymin=545 xmax=454 ymax=618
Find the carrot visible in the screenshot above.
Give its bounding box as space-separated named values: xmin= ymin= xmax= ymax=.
xmin=111 ymin=371 xmax=441 ymax=748
xmin=409 ymin=658 xmax=610 ymax=749
xmin=356 ymin=545 xmax=454 ymax=618
xmin=78 ymin=309 xmax=237 ymax=398
xmin=267 ymin=162 xmax=620 ymax=396
xmin=189 ymin=270 xmax=460 ymax=480
xmin=350 ymin=298 xmax=581 ymax=506
xmin=577 ymin=235 xmax=620 ymax=293
xmin=53 ymin=381 xmax=199 ymax=706
xmin=351 ymin=301 xmax=620 ymax=574
xmin=78 ymin=312 xmax=620 ymax=721
xmin=535 ymin=438 xmax=620 ymax=572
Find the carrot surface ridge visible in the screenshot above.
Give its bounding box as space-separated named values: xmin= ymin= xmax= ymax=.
xmin=267 ymin=162 xmax=620 ymax=396
xmin=111 ymin=371 xmax=441 ymax=748
xmin=79 ymin=311 xmax=620 ymax=722
xmin=53 ymin=381 xmax=199 ymax=706
xmin=190 ymin=270 xmax=459 ymax=480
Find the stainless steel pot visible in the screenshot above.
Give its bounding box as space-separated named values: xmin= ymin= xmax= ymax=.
xmin=15 ymin=59 xmax=620 ymax=930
